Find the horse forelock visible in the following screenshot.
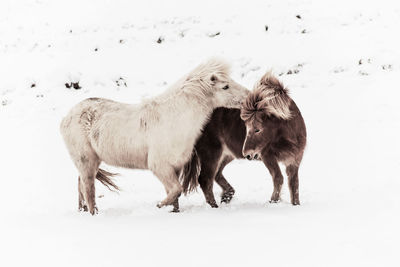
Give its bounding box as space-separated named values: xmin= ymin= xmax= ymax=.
xmin=251 ymin=72 xmax=292 ymax=120
xmin=240 ymin=90 xmax=264 ymax=122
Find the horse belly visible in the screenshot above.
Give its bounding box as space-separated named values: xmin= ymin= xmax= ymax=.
xmin=100 ymin=147 xmax=148 ymax=169
xmin=90 ymin=128 xmax=149 ymax=169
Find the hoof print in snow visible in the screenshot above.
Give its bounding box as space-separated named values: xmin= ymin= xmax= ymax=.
xmin=382 ymin=64 xmax=392 ymax=70
xmin=359 ymin=58 xmax=372 ymax=65
xmin=287 ymin=69 xmax=299 ymax=75
xmin=301 ymin=29 xmax=307 ymax=34
xmin=296 ymin=15 xmax=302 ymax=19
xmin=358 ymin=71 xmax=369 ymax=76
xmin=333 ymin=67 xmax=345 ymax=73
xmin=72 ymin=82 xmax=81 ymax=89
xmin=119 ymin=39 xmax=125 ymax=44
xmin=31 ymin=83 xmax=36 ymax=88
xmin=208 ymin=31 xmax=220 ymax=38
xmin=94 ymin=48 xmax=98 ymax=52
xmin=286 ymin=64 xmax=303 ymax=75
xmin=265 ymin=25 xmax=269 ymax=31
xmin=115 ymin=77 xmax=127 ymax=87
xmin=157 ymin=36 xmax=164 ymax=44
xmin=1 ymin=100 xmax=8 ymax=106
xmin=240 ymin=66 xmax=261 ymax=78
xmin=65 ymin=82 xmax=81 ymax=90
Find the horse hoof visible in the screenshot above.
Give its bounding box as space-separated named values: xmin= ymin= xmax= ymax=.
xmin=221 ymin=189 xmax=235 ymax=204
xmin=208 ymin=202 xmax=219 ymax=208
xmin=170 ymin=208 xmax=180 ymax=213
xmin=269 ymin=199 xmax=280 ymax=204
xmin=221 ymin=197 xmax=232 ymax=204
xmin=79 ymin=205 xmax=88 ymax=212
xmin=156 ymin=202 xmax=163 ymax=209
xmin=221 ymin=194 xmax=233 ymax=203
xmin=90 ymin=207 xmax=98 ymax=215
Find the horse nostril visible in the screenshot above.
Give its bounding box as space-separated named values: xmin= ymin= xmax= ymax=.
xmin=254 ymin=154 xmax=259 ymax=160
xmin=246 ymin=155 xmax=251 ymax=160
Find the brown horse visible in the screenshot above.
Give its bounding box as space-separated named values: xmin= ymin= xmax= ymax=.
xmin=181 ymin=72 xmax=306 ymax=207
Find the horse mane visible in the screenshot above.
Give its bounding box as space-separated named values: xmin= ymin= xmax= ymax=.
xmin=181 ymin=58 xmax=231 ymax=98
xmin=139 ymin=58 xmax=232 ymax=130
xmin=185 ymin=58 xmax=231 ymax=82
xmin=241 ymin=72 xmax=292 ymax=121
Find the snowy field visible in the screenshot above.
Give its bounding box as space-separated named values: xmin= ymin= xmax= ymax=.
xmin=1 ymin=0 xmax=400 ymax=266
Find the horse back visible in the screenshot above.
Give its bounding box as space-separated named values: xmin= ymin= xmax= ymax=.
xmin=195 ymin=108 xmax=246 ymax=159
xmin=269 ymin=100 xmax=306 ymax=164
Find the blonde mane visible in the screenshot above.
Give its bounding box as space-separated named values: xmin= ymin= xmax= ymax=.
xmin=139 ymin=58 xmax=232 ymax=128
xmin=180 ymin=58 xmax=231 ymax=102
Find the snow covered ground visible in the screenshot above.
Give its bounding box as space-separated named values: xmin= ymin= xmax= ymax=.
xmin=1 ymin=0 xmax=400 ymax=266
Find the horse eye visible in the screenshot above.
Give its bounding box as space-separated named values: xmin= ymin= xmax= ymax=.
xmin=222 ymin=85 xmax=229 ymax=90
xmin=255 ymin=129 xmax=261 ymax=133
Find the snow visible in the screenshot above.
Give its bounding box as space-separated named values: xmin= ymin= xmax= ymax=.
xmin=1 ymin=0 xmax=400 ymax=266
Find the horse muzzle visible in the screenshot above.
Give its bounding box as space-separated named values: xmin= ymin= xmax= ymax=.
xmin=243 ymin=151 xmax=259 ymax=160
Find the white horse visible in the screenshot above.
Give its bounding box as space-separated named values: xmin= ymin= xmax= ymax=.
xmin=60 ymin=58 xmax=249 ymax=214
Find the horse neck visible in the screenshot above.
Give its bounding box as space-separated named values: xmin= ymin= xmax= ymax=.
xmin=179 ymin=98 xmax=214 ymax=146
xmin=173 ymin=90 xmax=213 ymax=124
xmin=155 ymin=87 xmax=214 ymax=138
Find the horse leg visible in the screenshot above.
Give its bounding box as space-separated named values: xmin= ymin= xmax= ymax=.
xmin=170 ymin=170 xmax=181 ymax=212
xmin=198 ymin=148 xmax=224 ymax=208
xmin=215 ymin=156 xmax=235 ymax=204
xmin=152 ymin=164 xmax=183 ymax=212
xmin=171 ymin=198 xmax=180 ymax=213
xmin=158 ymin=184 xmax=179 ymax=212
xmin=262 ymin=155 xmax=283 ymax=203
xmin=80 ymin=173 xmax=97 ymax=215
xmin=72 ymin=149 xmax=100 ymax=215
xmin=286 ymin=164 xmax=300 ymax=205
xmin=78 ymin=176 xmax=88 ymax=212
xmin=216 ymin=174 xmax=235 ymax=204
xmin=198 ymin=169 xmax=218 ymax=208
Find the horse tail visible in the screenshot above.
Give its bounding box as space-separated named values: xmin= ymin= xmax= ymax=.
xmin=96 ymin=168 xmax=120 ymax=192
xmin=180 ymin=149 xmax=201 ymax=195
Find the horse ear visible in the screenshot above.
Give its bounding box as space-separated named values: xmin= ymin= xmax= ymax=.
xmin=210 ymin=75 xmax=217 ymax=85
